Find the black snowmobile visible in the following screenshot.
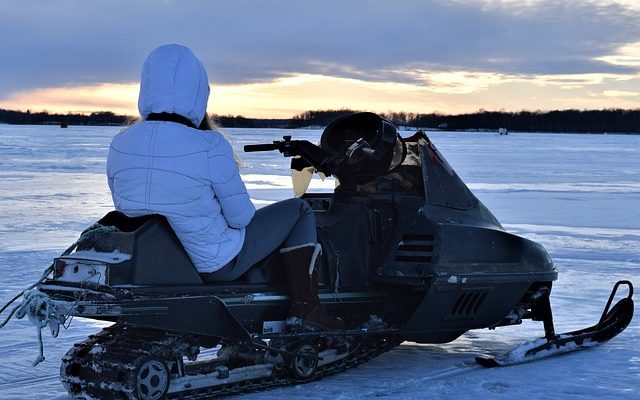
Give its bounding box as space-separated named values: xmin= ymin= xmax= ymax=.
xmin=23 ymin=112 xmax=633 ymax=399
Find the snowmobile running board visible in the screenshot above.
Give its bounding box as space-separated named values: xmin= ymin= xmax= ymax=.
xmin=476 ymin=280 xmax=634 ymax=367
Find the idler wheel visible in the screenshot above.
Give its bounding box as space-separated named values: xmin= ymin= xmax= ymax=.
xmin=134 ymin=358 xmax=170 ymax=400
xmin=290 ymin=343 xmax=319 ymax=379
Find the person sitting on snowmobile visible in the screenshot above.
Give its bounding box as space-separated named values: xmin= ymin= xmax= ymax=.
xmin=106 ymin=44 xmax=342 ymax=330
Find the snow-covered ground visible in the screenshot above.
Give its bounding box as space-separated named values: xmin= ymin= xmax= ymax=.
xmin=0 ymin=125 xmax=638 ymax=399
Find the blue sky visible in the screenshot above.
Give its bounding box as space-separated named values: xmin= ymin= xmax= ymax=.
xmin=1 ymin=0 xmax=638 ymax=117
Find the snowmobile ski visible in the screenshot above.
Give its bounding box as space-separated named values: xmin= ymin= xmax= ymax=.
xmin=476 ymin=280 xmax=634 ymax=367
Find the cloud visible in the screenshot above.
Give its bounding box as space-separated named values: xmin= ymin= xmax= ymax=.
xmin=603 ymin=90 xmax=639 ymax=97
xmin=530 ymin=73 xmax=636 ymax=89
xmin=1 ymin=0 xmax=639 ymax=95
xmin=3 ymin=71 xmax=638 ymax=119
xmin=0 ymin=0 xmax=639 ymax=115
xmin=0 ymin=83 xmax=139 ymax=115
xmin=596 ymin=41 xmax=640 ymax=67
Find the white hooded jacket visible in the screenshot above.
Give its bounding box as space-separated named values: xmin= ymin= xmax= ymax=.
xmin=106 ymin=44 xmax=255 ymax=273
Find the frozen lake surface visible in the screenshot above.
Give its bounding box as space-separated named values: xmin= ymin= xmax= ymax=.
xmin=0 ymin=125 xmax=638 ymax=399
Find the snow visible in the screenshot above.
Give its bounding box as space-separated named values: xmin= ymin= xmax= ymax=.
xmin=445 ymin=276 xmax=469 ymax=284
xmin=0 ymin=125 xmax=639 ymax=399
xmin=61 ymin=249 xmax=131 ymax=263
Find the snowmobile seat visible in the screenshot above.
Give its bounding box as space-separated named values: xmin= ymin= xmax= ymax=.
xmin=85 ymin=211 xmax=276 ymax=287
xmin=87 ymin=211 xmax=204 ymax=286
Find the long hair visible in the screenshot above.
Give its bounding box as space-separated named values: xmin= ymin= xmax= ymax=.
xmin=199 ymin=114 xmax=241 ymax=166
xmin=198 ymin=114 xmax=218 ymax=131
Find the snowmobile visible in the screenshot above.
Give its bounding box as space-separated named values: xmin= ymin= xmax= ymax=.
xmin=10 ymin=112 xmax=633 ymax=399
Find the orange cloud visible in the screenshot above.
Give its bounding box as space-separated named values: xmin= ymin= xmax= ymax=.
xmin=0 ymin=83 xmax=139 ymax=115
xmin=1 ymin=71 xmax=638 ymax=119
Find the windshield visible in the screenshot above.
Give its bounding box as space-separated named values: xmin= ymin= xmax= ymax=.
xmin=404 ymin=132 xmax=477 ymax=210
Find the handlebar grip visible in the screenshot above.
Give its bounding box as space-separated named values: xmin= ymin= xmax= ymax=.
xmin=244 ymin=143 xmax=279 ymax=152
xmin=361 ymin=148 xmax=377 ymax=157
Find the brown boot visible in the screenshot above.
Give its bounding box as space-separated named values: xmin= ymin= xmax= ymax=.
xmin=280 ymin=243 xmax=344 ymax=331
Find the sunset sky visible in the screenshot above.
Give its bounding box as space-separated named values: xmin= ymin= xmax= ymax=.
xmin=1 ymin=0 xmax=639 ymax=118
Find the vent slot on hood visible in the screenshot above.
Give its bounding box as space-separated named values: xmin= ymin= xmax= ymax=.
xmin=451 ymin=290 xmax=489 ymax=317
xmin=394 ymin=234 xmax=434 ymax=263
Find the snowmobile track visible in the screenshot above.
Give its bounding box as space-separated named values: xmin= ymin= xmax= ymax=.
xmin=60 ymin=323 xmax=401 ymax=400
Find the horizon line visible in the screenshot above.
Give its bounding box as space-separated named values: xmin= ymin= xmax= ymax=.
xmin=3 ymin=106 xmax=640 ymax=120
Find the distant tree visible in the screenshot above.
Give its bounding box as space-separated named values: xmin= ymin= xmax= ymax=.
xmin=0 ymin=108 xmax=638 ymax=132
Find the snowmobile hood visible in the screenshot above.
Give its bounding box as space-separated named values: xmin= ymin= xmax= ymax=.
xmin=137 ymin=44 xmax=210 ymax=127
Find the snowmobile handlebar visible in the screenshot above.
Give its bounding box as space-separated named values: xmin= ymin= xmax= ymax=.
xmin=244 ymin=136 xmax=334 ymax=175
xmin=243 ymin=143 xmax=281 ymax=152
xmin=243 ymin=135 xmax=382 ymax=179
xmin=244 ymin=136 xmax=313 ymax=155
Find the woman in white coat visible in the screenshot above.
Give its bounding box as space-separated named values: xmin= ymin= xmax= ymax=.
xmin=107 ymin=44 xmax=341 ymax=330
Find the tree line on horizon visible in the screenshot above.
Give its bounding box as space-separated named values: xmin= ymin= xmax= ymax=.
xmin=291 ymin=108 xmax=639 ymax=133
xmin=1 ymin=107 xmax=638 ymax=133
xmin=0 ymin=109 xmax=130 ymax=126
